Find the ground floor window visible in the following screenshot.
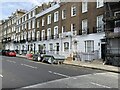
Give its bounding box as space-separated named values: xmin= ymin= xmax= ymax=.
xmin=64 ymin=42 xmax=69 ymax=51
xmin=85 ymin=40 xmax=94 ymax=52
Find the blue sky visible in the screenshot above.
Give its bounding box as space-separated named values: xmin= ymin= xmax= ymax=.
xmin=0 ymin=0 xmax=53 ymax=20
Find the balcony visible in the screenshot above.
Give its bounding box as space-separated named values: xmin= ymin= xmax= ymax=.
xmin=20 ymin=39 xmax=26 ymax=43
xmin=106 ymin=27 xmax=120 ymax=38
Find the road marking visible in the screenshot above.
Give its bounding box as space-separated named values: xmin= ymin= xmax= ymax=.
xmin=0 ymin=74 xmax=3 ymax=78
xmin=48 ymin=71 xmax=70 ymax=78
xmin=21 ymin=64 xmax=37 ymax=69
xmin=7 ymin=60 xmax=16 ymax=63
xmin=90 ymin=82 xmax=111 ymax=88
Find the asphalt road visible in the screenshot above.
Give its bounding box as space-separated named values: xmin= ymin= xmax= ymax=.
xmin=1 ymin=56 xmax=119 ymax=89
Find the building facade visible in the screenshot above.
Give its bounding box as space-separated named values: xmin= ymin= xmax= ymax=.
xmin=2 ymin=10 xmax=26 ymax=51
xmin=103 ymin=2 xmax=120 ymax=66
xmin=2 ymin=1 xmax=105 ymax=60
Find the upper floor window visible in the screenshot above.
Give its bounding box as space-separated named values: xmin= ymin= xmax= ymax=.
xmin=82 ymin=19 xmax=88 ymax=34
xmin=82 ymin=1 xmax=88 ymax=13
xmin=97 ymin=15 xmax=104 ymax=32
xmin=54 ymin=26 xmax=58 ymax=39
xmin=54 ymin=11 xmax=59 ymax=22
xmin=62 ymin=9 xmax=66 ymax=19
xmin=28 ymin=22 xmax=31 ymax=29
xmin=37 ymin=20 xmax=40 ymax=28
xmin=71 ymin=24 xmax=76 ymax=31
xmin=47 ymin=28 xmax=51 ymax=39
xmin=41 ymin=30 xmax=45 ymax=40
xmin=32 ymin=20 xmax=35 ymax=28
xmin=97 ymin=0 xmax=104 ymax=8
xmin=42 ymin=17 xmax=45 ymax=26
xmin=62 ymin=26 xmax=66 ymax=33
xmin=114 ymin=11 xmax=120 ymax=27
xmin=71 ymin=5 xmax=76 ymax=17
xmin=37 ymin=31 xmax=40 ymax=39
xmin=47 ymin=14 xmax=51 ymax=24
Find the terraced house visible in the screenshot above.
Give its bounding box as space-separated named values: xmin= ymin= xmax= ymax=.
xmin=2 ymin=10 xmax=26 ymax=51
xmin=2 ymin=1 xmax=105 ymax=60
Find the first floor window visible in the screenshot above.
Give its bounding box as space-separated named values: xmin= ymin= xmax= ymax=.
xmin=64 ymin=42 xmax=69 ymax=51
xmin=85 ymin=40 xmax=94 ymax=53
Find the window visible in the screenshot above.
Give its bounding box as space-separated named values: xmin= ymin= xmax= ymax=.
xmin=41 ymin=30 xmax=45 ymax=40
xmin=54 ymin=11 xmax=59 ymax=22
xmin=71 ymin=24 xmax=76 ymax=31
xmin=28 ymin=31 xmax=31 ymax=39
xmin=37 ymin=31 xmax=40 ymax=39
xmin=24 ymin=32 xmax=27 ymax=39
xmin=114 ymin=11 xmax=120 ymax=27
xmin=29 ymin=13 xmax=31 ymax=19
xmin=37 ymin=20 xmax=40 ymax=28
xmin=49 ymin=43 xmax=53 ymax=51
xmin=32 ymin=30 xmax=35 ymax=38
xmin=42 ymin=17 xmax=45 ymax=26
xmin=25 ymin=15 xmax=27 ymax=21
xmin=97 ymin=15 xmax=103 ymax=32
xmin=64 ymin=42 xmax=69 ymax=51
xmin=82 ymin=1 xmax=88 ymax=13
xmin=47 ymin=14 xmax=51 ymax=24
xmin=71 ymin=6 xmax=76 ymax=16
xmin=54 ymin=26 xmax=58 ymax=39
xmin=82 ymin=19 xmax=88 ymax=34
xmin=62 ymin=26 xmax=66 ymax=33
xmin=25 ymin=23 xmax=27 ymax=29
xmin=62 ymin=9 xmax=66 ymax=19
xmin=33 ymin=10 xmax=35 ymax=16
xmin=97 ymin=0 xmax=104 ymax=8
xmin=32 ymin=20 xmax=35 ymax=28
xmin=85 ymin=40 xmax=94 ymax=52
xmin=28 ymin=22 xmax=31 ymax=29
xmin=47 ymin=28 xmax=51 ymax=39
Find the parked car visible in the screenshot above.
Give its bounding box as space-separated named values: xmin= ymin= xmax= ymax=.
xmin=42 ymin=54 xmax=65 ymax=64
xmin=33 ymin=54 xmax=42 ymax=61
xmin=2 ymin=50 xmax=10 ymax=56
xmin=8 ymin=50 xmax=16 ymax=57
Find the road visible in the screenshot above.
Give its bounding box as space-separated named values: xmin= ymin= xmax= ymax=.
xmin=1 ymin=56 xmax=119 ymax=89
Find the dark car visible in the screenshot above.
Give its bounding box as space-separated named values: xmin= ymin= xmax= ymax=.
xmin=33 ymin=54 xmax=41 ymax=61
xmin=2 ymin=50 xmax=10 ymax=56
xmin=42 ymin=54 xmax=65 ymax=64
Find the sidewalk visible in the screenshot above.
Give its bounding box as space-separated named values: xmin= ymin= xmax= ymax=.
xmin=16 ymin=54 xmax=120 ymax=73
xmin=64 ymin=60 xmax=120 ymax=73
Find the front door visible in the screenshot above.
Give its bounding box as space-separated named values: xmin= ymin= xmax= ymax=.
xmin=101 ymin=44 xmax=106 ymax=61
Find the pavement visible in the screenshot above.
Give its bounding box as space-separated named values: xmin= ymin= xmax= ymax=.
xmin=16 ymin=54 xmax=120 ymax=73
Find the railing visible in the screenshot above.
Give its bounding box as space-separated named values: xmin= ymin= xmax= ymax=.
xmin=73 ymin=51 xmax=99 ymax=61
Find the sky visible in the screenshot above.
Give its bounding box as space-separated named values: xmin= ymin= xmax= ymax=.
xmin=0 ymin=0 xmax=54 ymax=20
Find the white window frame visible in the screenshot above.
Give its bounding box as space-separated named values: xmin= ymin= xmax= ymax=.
xmin=64 ymin=42 xmax=69 ymax=51
xmin=85 ymin=40 xmax=94 ymax=53
xmin=41 ymin=30 xmax=45 ymax=40
xmin=28 ymin=22 xmax=31 ymax=29
xmin=62 ymin=9 xmax=66 ymax=19
xmin=54 ymin=11 xmax=59 ymax=22
xmin=32 ymin=20 xmax=35 ymax=28
xmin=82 ymin=1 xmax=88 ymax=13
xmin=71 ymin=5 xmax=76 ymax=17
xmin=47 ymin=14 xmax=51 ymax=24
xmin=37 ymin=20 xmax=40 ymax=28
xmin=47 ymin=28 xmax=51 ymax=39
xmin=62 ymin=26 xmax=65 ymax=33
xmin=97 ymin=0 xmax=104 ymax=8
xmin=37 ymin=31 xmax=40 ymax=39
xmin=54 ymin=26 xmax=58 ymax=39
xmin=42 ymin=17 xmax=45 ymax=26
xmin=82 ymin=19 xmax=88 ymax=34
xmin=97 ymin=15 xmax=104 ymax=32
